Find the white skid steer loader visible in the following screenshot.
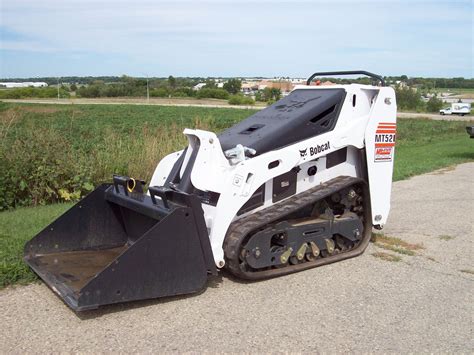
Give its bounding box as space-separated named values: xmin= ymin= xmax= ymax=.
xmin=25 ymin=71 xmax=397 ymax=311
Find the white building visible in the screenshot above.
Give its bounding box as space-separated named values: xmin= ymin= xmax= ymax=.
xmin=0 ymin=82 xmax=48 ymax=88
xmin=193 ymin=83 xmax=206 ymax=91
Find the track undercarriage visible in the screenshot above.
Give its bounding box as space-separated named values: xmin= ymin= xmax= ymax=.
xmin=224 ymin=176 xmax=372 ymax=279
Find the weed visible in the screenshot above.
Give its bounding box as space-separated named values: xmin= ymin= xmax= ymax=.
xmin=371 ymin=233 xmax=423 ymax=256
xmin=372 ymin=233 xmax=424 ymax=251
xmin=0 ymin=103 xmax=253 ymax=209
xmin=438 ymin=235 xmax=455 ymax=241
xmin=374 ymin=242 xmax=417 ymax=256
xmin=372 ymin=252 xmax=402 ymax=262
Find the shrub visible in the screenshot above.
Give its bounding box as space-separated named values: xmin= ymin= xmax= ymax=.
xmin=77 ymin=85 xmax=101 ymax=98
xmin=196 ymin=88 xmax=229 ymax=100
xmin=170 ymin=90 xmax=188 ymax=98
xmin=395 ymin=85 xmax=424 ymax=111
xmin=228 ymin=95 xmax=254 ymax=105
xmin=0 ymin=87 xmax=69 ymax=99
xmin=150 ymin=88 xmax=169 ymax=97
xmin=0 ymin=127 xmax=94 ymax=209
xmin=426 ymin=95 xmax=444 ymax=112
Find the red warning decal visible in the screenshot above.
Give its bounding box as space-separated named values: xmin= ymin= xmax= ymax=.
xmin=374 ymin=122 xmax=396 ymax=162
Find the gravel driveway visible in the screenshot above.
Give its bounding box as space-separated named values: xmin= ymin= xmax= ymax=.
xmin=1 ymin=163 xmax=473 ymax=353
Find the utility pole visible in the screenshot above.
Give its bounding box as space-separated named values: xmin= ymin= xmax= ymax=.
xmin=142 ymin=73 xmax=150 ymax=103
xmin=57 ymin=77 xmax=60 ymax=100
xmin=146 ymin=76 xmax=149 ymax=103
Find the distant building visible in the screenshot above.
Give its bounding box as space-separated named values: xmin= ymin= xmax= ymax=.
xmin=258 ymin=80 xmax=294 ymax=93
xmin=240 ymin=78 xmax=308 ymax=95
xmin=241 ymin=81 xmax=259 ymax=93
xmin=0 ymin=82 xmax=48 ymax=88
xmin=193 ymin=83 xmax=206 ymax=91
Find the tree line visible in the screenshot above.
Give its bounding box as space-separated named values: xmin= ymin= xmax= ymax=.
xmin=1 ymin=75 xmax=472 ymax=89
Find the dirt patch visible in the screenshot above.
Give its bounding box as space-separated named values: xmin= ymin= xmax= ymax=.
xmin=0 ymin=108 xmax=20 ymax=139
xmin=18 ymin=106 xmax=60 ymax=114
xmin=0 ymin=108 xmax=18 ymax=122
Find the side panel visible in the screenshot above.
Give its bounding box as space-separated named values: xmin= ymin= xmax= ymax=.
xmin=149 ymin=150 xmax=183 ymax=187
xmin=364 ymin=87 xmax=397 ymax=226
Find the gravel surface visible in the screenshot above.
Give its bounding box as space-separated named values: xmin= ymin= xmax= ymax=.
xmin=1 ymin=163 xmax=473 ymax=353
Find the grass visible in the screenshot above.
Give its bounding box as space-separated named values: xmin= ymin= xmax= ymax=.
xmin=371 ymin=234 xmax=424 ymax=250
xmin=0 ymin=203 xmax=72 ymax=287
xmin=0 ymin=103 xmax=258 ymax=208
xmin=393 ymin=118 xmax=474 ymax=181
xmin=438 ymin=235 xmax=455 ymax=241
xmin=0 ymin=102 xmax=473 ymax=288
xmin=372 ymin=252 xmax=402 ymax=262
xmin=432 ymin=87 xmax=474 ymax=95
xmin=371 ymin=233 xmax=424 ymax=257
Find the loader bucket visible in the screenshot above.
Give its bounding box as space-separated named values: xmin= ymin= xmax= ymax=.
xmin=24 ymin=181 xmax=216 ymax=311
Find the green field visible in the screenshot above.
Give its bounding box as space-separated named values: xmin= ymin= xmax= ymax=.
xmin=0 ymin=102 xmax=255 ymax=209
xmin=432 ymin=87 xmax=474 ymax=96
xmin=0 ymin=102 xmax=473 ymax=288
xmin=439 ymin=88 xmax=474 ymax=93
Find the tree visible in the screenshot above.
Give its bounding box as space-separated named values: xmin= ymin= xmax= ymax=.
xmin=70 ymin=83 xmax=77 ymax=91
xmin=223 ymin=78 xmax=242 ymax=94
xmin=394 ymin=85 xmax=423 ymax=111
xmin=168 ymin=75 xmax=176 ymax=89
xmin=426 ymin=95 xmax=443 ymax=112
xmin=262 ymin=87 xmax=281 ymax=102
xmin=203 ymin=79 xmax=217 ymax=89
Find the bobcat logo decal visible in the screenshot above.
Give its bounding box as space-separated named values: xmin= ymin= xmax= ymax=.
xmin=299 ymin=148 xmax=308 ymax=157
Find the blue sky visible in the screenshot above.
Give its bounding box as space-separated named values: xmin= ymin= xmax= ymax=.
xmin=0 ymin=0 xmax=472 ymax=78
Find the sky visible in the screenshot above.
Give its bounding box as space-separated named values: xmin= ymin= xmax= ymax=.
xmin=0 ymin=0 xmax=473 ymax=78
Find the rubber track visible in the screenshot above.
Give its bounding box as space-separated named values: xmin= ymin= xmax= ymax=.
xmin=223 ymin=175 xmax=372 ymax=280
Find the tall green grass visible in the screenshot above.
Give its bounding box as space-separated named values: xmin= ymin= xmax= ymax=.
xmin=0 ymin=102 xmax=256 ymax=209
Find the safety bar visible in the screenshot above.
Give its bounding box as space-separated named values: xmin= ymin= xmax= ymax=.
xmin=306 ymin=71 xmax=385 ymax=86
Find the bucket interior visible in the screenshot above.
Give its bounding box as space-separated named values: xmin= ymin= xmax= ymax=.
xmin=28 ymin=246 xmax=128 ymax=294
xmin=24 ymin=185 xmax=160 ymax=296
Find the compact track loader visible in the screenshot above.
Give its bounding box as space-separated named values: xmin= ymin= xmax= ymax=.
xmin=25 ymin=71 xmax=397 ymax=311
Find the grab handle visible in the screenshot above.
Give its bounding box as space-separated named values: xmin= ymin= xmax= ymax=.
xmin=306 ymin=70 xmax=385 ymax=86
